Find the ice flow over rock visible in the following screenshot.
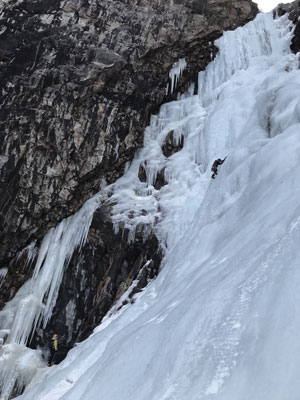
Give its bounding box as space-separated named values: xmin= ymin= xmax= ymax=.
xmin=0 ymin=198 xmax=98 ymax=400
xmin=8 ymin=10 xmax=300 ymax=400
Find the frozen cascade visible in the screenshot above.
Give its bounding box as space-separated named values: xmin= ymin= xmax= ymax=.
xmin=197 ymin=12 xmax=287 ymax=104
xmin=0 ymin=197 xmax=99 ymax=400
xmin=110 ymin=12 xmax=293 ymax=250
xmin=8 ymin=10 xmax=300 ymax=400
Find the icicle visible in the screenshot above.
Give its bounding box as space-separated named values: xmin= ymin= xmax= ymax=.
xmin=15 ymin=241 xmax=37 ymax=270
xmin=169 ymin=58 xmax=187 ymax=94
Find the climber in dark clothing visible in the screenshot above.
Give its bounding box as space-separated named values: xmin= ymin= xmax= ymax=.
xmin=74 ymin=10 xmax=79 ymax=24
xmin=48 ymin=334 xmax=58 ymax=366
xmin=211 ymin=157 xmax=226 ymax=179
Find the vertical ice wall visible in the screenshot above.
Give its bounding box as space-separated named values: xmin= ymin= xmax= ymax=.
xmin=197 ymin=13 xmax=289 ymax=104
xmin=110 ymin=12 xmax=293 ymax=250
xmin=0 ymin=197 xmax=99 ymax=400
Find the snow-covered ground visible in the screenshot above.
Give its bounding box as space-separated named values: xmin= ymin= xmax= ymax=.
xmin=1 ymin=8 xmax=300 ymax=400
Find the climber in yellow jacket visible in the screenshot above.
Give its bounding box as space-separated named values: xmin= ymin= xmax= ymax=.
xmin=48 ymin=334 xmax=58 ymax=366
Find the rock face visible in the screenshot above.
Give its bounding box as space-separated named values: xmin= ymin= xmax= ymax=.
xmin=0 ymin=0 xmax=258 ymax=360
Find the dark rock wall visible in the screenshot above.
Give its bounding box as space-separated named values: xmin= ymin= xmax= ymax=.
xmin=0 ymin=0 xmax=259 ymax=357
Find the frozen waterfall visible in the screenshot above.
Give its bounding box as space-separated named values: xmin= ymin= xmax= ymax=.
xmin=110 ymin=12 xmax=294 ymax=250
xmin=2 ymin=9 xmax=300 ymax=400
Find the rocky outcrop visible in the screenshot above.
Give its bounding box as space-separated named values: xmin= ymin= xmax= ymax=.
xmin=0 ymin=0 xmax=258 ymax=361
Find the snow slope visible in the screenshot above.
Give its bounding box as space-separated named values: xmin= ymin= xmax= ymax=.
xmin=13 ymin=11 xmax=300 ymax=400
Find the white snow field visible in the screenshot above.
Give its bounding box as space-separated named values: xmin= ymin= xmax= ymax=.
xmin=1 ymin=9 xmax=300 ymax=400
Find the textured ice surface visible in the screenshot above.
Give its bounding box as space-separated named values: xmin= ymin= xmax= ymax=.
xmin=13 ymin=11 xmax=300 ymax=400
xmin=0 ymin=344 xmax=43 ymax=400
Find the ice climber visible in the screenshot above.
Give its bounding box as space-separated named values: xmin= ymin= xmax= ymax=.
xmin=211 ymin=157 xmax=226 ymax=179
xmin=48 ymin=333 xmax=58 ymax=366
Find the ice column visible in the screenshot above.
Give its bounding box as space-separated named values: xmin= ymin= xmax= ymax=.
xmin=0 ymin=196 xmax=99 ymax=400
xmin=169 ymin=58 xmax=187 ymax=94
xmin=0 ymin=197 xmax=99 ymax=346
